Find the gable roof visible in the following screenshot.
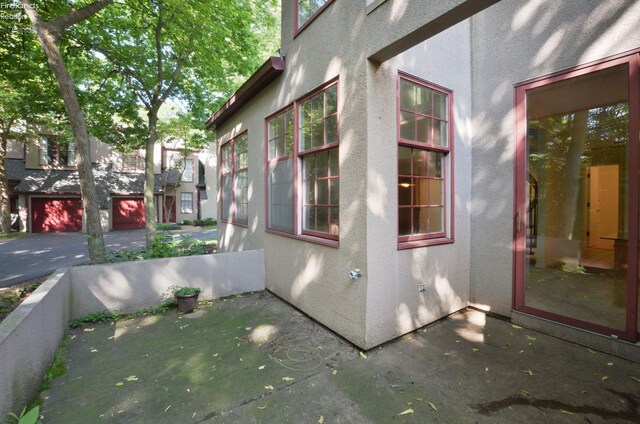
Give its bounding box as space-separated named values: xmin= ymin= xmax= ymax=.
xmin=13 ymin=164 xmax=168 ymax=209
xmin=205 ymin=56 xmax=285 ymax=130
xmin=5 ymin=159 xmax=26 ymax=181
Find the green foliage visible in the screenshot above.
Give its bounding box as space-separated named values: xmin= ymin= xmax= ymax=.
xmin=69 ymin=311 xmax=119 ymax=328
xmin=169 ymin=285 xmax=201 ymax=296
xmin=6 ymin=405 xmax=41 ymax=424
xmin=69 ymin=304 xmax=176 ymax=329
xmin=102 ymin=234 xmax=207 ymax=263
xmin=193 ymin=217 xmax=217 ymax=227
xmin=182 ymin=219 xmax=192 ymax=225
xmin=156 ymin=223 xmax=181 ymax=231
xmin=40 ymin=335 xmax=69 ymax=391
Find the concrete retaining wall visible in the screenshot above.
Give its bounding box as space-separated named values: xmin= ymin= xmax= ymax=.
xmin=0 ymin=250 xmax=265 ymax=420
xmin=0 ymin=268 xmax=71 ymax=422
xmin=70 ymin=250 xmax=265 ymax=317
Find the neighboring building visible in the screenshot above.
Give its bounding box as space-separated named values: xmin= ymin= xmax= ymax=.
xmin=207 ymin=0 xmax=640 ymax=359
xmin=4 ymin=136 xmax=217 ymax=233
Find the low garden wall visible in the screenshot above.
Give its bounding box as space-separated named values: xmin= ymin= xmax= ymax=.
xmin=0 ymin=249 xmax=265 ymax=420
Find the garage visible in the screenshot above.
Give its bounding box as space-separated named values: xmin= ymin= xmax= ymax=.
xmin=31 ymin=197 xmax=83 ymax=233
xmin=112 ymin=197 xmax=145 ymax=230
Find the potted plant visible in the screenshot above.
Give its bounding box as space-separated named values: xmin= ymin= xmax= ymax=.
xmin=170 ymin=285 xmax=202 ymax=314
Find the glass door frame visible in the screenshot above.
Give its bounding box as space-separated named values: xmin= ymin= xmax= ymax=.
xmin=513 ymin=50 xmax=640 ymax=342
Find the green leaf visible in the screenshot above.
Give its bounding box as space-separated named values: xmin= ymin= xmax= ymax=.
xmin=18 ymin=406 xmax=40 ymax=424
xmin=125 ymin=375 xmax=138 ymax=381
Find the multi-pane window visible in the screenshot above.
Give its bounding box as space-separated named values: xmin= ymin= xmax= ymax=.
xmin=181 ymin=159 xmax=194 ymax=182
xmin=121 ymin=151 xmax=143 ymax=171
xmin=267 ymin=108 xmax=294 ymax=233
xmin=221 ymin=142 xmax=233 ymax=222
xmin=299 ymin=84 xmax=339 ymax=238
xmin=180 ymin=192 xmax=193 ymax=214
xmin=220 ymin=133 xmax=249 ymax=225
xmin=39 ymin=138 xmax=75 ymax=167
xmin=398 ymin=74 xmax=452 ymax=246
xmin=234 ymin=135 xmax=249 ymax=224
xmin=265 ymin=79 xmax=339 ymax=242
xmin=297 ymin=0 xmax=332 ymax=31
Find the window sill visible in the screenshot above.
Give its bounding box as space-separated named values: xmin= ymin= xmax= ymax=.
xmin=221 ymin=219 xmax=249 ymax=229
xmin=398 ymin=237 xmax=453 ymax=250
xmin=266 ymin=228 xmax=339 ymax=248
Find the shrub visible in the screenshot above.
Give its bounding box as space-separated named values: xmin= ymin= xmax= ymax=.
xmin=182 ymin=219 xmax=192 ymax=225
xmin=193 ymin=217 xmax=216 ymax=227
xmin=169 ymin=285 xmax=202 ymax=296
xmin=157 ymin=223 xmax=181 ymax=231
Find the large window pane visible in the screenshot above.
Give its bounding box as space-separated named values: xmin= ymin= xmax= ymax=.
xmin=524 ymin=64 xmax=629 ymax=331
xmin=298 ymin=0 xmax=329 ymax=28
xmin=268 ymin=158 xmax=294 ymax=233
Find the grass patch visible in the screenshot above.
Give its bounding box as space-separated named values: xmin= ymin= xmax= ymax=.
xmin=40 ymin=335 xmax=70 ymax=392
xmin=0 ymin=232 xmax=29 ymax=241
xmin=69 ymin=303 xmax=176 ymax=329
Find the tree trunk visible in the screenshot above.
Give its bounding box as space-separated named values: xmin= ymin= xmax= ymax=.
xmin=560 ymin=110 xmax=588 ymax=240
xmin=144 ymin=109 xmax=159 ymax=247
xmin=0 ymin=131 xmax=11 ymax=233
xmin=22 ymin=1 xmax=106 ymax=262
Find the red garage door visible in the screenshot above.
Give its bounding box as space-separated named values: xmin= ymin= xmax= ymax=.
xmin=31 ymin=198 xmax=83 ymax=233
xmin=112 ymin=198 xmax=145 ymax=230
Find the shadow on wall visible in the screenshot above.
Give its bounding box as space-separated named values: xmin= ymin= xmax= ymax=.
xmin=69 ymin=250 xmax=265 ymax=317
xmin=468 ymin=0 xmax=639 ymax=309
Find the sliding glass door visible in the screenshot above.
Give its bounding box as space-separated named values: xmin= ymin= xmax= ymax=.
xmin=514 ymin=53 xmax=639 ymax=341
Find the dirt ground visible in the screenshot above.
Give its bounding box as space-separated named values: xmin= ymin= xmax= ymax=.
xmin=0 ymin=277 xmax=47 ymax=322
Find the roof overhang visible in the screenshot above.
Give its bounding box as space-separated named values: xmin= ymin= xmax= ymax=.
xmin=205 ymin=56 xmax=285 ymax=130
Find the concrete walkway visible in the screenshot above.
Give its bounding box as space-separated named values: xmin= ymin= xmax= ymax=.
xmin=0 ymin=227 xmax=216 ymax=287
xmin=41 ymin=292 xmax=640 ymax=423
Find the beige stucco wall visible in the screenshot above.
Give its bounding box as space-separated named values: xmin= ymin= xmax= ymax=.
xmin=363 ymin=20 xmax=472 ymax=347
xmin=468 ymin=0 xmax=640 ymax=316
xmin=216 ymin=0 xmax=481 ymax=349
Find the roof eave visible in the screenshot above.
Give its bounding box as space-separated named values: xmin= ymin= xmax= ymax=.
xmin=205 ymin=56 xmax=285 ymax=131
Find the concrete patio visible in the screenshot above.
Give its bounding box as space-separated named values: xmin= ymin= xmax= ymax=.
xmin=41 ymin=291 xmax=640 ymax=423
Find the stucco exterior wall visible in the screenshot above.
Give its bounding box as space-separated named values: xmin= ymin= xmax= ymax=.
xmin=468 ymin=0 xmax=640 ymax=316
xmin=364 ymin=20 xmax=472 ymax=347
xmin=0 ymin=268 xmax=70 ymax=421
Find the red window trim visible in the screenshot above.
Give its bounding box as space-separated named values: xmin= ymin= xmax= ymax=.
xmin=264 ymin=77 xmax=340 ymax=246
xmin=397 ymin=72 xmax=455 ymax=249
xmin=513 ymin=50 xmax=640 ymax=342
xmin=220 ymin=131 xmax=249 ymax=227
xmin=39 ymin=138 xmax=74 ymax=168
xmin=121 ymin=151 xmax=143 ymax=172
xmin=294 ymin=0 xmax=334 ymax=38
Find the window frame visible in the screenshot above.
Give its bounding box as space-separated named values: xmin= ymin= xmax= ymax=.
xmin=121 ymin=151 xmax=143 ymax=172
xmin=181 ymin=158 xmax=194 ymax=182
xmin=180 ymin=192 xmax=193 ymax=214
xmin=397 ymin=72 xmax=455 ymax=249
xmin=294 ymin=0 xmax=334 ymax=37
xmin=264 ymin=77 xmax=340 ymax=247
xmin=39 ymin=137 xmax=75 ymax=167
xmin=220 ymin=131 xmax=249 ymax=227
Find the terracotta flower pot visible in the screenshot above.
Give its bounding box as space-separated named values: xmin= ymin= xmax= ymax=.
xmin=175 ymin=293 xmax=199 ymax=314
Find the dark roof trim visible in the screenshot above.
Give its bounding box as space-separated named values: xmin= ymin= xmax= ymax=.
xmin=205 ymin=56 xmax=285 ymax=130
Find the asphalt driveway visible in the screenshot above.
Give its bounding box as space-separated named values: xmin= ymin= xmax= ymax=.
xmin=0 ymin=227 xmax=217 ymax=288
